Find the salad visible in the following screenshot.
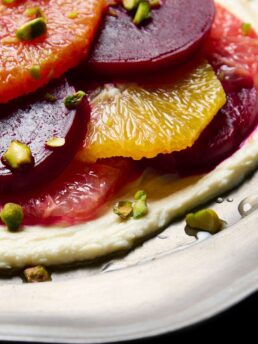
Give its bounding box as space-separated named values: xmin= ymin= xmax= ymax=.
xmin=0 ymin=0 xmax=257 ymax=281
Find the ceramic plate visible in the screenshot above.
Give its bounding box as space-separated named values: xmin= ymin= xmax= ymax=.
xmin=0 ymin=0 xmax=258 ymax=342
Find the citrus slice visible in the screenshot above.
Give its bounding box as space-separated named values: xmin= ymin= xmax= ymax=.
xmin=204 ymin=5 xmax=258 ymax=85
xmin=0 ymin=0 xmax=104 ymax=103
xmin=77 ymin=61 xmax=226 ymax=162
xmin=2 ymin=158 xmax=139 ymax=226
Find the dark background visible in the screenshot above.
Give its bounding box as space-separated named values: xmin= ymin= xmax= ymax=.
xmin=0 ymin=290 xmax=257 ymax=343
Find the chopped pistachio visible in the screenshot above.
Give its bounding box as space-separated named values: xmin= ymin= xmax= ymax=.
xmin=46 ymin=137 xmax=65 ymax=148
xmin=0 ymin=203 xmax=23 ymax=232
xmin=64 ymin=90 xmax=86 ymax=109
xmin=68 ymin=11 xmax=78 ymax=19
xmin=1 ymin=140 xmax=34 ymax=171
xmin=29 ymin=65 xmax=41 ymax=80
xmin=122 ymin=0 xmax=141 ymax=11
xmin=133 ymin=1 xmax=151 ymax=26
xmin=44 ymin=93 xmax=57 ymax=102
xmin=241 ymin=22 xmax=252 ymax=36
xmin=133 ymin=199 xmax=148 ymax=219
xmin=113 ymin=200 xmax=133 ymax=220
xmin=149 ymin=0 xmax=161 ymax=8
xmin=186 ymin=209 xmax=222 ymax=234
xmin=24 ymin=265 xmax=51 ymax=283
xmin=16 ymin=17 xmax=47 ymax=41
xmin=24 ymin=7 xmax=44 ymax=19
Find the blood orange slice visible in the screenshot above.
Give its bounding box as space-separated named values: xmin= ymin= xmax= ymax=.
xmin=1 ymin=158 xmax=139 ymax=226
xmin=0 ymin=0 xmax=104 ymax=103
xmin=204 ymin=4 xmax=258 ymax=85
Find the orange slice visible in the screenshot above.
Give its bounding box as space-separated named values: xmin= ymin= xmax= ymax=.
xmin=0 ymin=0 xmax=105 ymax=103
xmin=78 ymin=61 xmax=226 ymax=162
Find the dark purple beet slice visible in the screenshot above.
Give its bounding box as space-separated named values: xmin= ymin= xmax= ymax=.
xmin=0 ymin=79 xmax=90 ymax=195
xmin=86 ymin=0 xmax=215 ymax=76
xmin=148 ymin=71 xmax=258 ymax=175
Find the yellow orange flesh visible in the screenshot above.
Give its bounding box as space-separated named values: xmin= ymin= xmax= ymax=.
xmin=0 ymin=0 xmax=105 ymax=103
xmin=78 ymin=61 xmax=226 ymax=162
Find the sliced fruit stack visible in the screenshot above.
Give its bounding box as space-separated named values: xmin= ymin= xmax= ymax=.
xmin=0 ymin=0 xmax=257 ymax=226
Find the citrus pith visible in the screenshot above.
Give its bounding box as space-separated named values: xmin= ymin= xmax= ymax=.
xmin=0 ymin=0 xmax=105 ymax=103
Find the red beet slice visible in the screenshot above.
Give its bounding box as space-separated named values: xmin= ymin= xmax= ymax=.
xmin=0 ymin=79 xmax=89 ymax=195
xmin=149 ymin=70 xmax=258 ymax=175
xmin=87 ymin=0 xmax=215 ymax=76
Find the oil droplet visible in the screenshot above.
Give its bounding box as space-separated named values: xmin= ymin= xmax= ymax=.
xmin=227 ymin=197 xmax=234 ymax=203
xmin=216 ymin=197 xmax=224 ymax=204
xmin=238 ymin=194 xmax=258 ymax=217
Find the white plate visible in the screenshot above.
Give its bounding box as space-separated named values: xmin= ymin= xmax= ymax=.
xmin=0 ymin=0 xmax=257 ymax=342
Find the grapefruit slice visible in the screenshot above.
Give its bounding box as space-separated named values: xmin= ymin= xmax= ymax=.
xmin=0 ymin=78 xmax=89 ymax=194
xmin=77 ymin=61 xmax=226 ymax=162
xmin=87 ymin=0 xmax=215 ymax=76
xmin=1 ymin=158 xmax=139 ymax=226
xmin=0 ymin=0 xmax=104 ymax=103
xmin=204 ymin=4 xmax=258 ymax=85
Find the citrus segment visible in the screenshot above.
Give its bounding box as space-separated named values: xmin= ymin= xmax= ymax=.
xmin=0 ymin=0 xmax=105 ymax=103
xmin=78 ymin=61 xmax=226 ymax=162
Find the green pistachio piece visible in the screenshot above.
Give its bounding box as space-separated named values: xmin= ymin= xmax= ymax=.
xmin=113 ymin=200 xmax=133 ymax=220
xmin=24 ymin=265 xmax=51 ymax=283
xmin=0 ymin=203 xmax=24 ymax=232
xmin=122 ymin=0 xmax=141 ymax=11
xmin=16 ymin=17 xmax=47 ymax=41
xmin=1 ymin=140 xmax=33 ymax=171
xmin=241 ymin=22 xmax=252 ymax=36
xmin=134 ymin=190 xmax=147 ymax=201
xmin=133 ymin=1 xmax=151 ymax=26
xmin=29 ymin=65 xmax=41 ymax=80
xmin=133 ymin=199 xmax=148 ymax=219
xmin=186 ymin=209 xmax=222 ymax=234
xmin=64 ymin=90 xmax=86 ymax=109
xmin=44 ymin=93 xmax=57 ymax=102
xmin=45 ymin=137 xmax=65 ymax=148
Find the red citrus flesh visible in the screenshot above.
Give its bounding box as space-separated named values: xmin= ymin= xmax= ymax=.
xmin=0 ymin=0 xmax=104 ymax=103
xmin=87 ymin=0 xmax=215 ymax=76
xmin=0 ymin=78 xmax=89 ymax=194
xmin=204 ymin=4 xmax=258 ymax=86
xmin=1 ymin=158 xmax=139 ymax=226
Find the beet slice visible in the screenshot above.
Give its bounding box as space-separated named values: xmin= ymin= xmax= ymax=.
xmin=0 ymin=79 xmax=89 ymax=195
xmin=87 ymin=0 xmax=215 ymax=76
xmin=148 ymin=70 xmax=258 ymax=175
